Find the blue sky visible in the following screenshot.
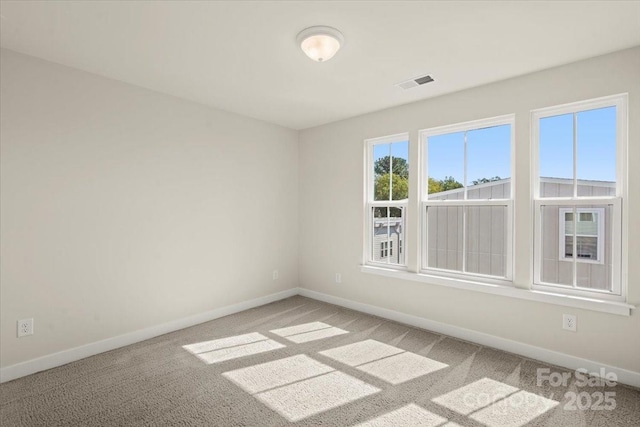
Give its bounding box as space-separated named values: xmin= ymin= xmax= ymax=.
xmin=427 ymin=125 xmax=511 ymax=184
xmin=373 ymin=141 xmax=409 ymax=169
xmin=540 ymin=106 xmax=616 ymax=182
xmin=373 ymin=106 xmax=617 ymax=187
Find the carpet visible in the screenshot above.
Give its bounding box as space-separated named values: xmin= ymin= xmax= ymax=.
xmin=1 ymin=296 xmax=638 ymax=426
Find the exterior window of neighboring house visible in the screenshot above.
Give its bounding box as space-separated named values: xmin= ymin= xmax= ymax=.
xmin=559 ymin=208 xmax=604 ymax=263
xmin=380 ymin=241 xmax=390 ymax=258
xmin=365 ymin=133 xmax=409 ymax=267
xmin=419 ymin=116 xmax=514 ymax=282
xmin=533 ymin=94 xmax=626 ymax=296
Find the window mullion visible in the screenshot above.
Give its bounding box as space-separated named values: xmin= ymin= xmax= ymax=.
xmin=573 ymin=112 xmax=578 ymax=198
xmin=571 ymin=113 xmax=577 ymax=287
xmin=572 ymin=206 xmax=577 ymax=288
xmin=388 ymin=144 xmax=393 ymax=202
xmin=463 ymin=130 xmax=468 ymax=200
xmin=462 ymin=206 xmax=467 ymax=273
xmin=386 ymin=206 xmax=390 ymax=265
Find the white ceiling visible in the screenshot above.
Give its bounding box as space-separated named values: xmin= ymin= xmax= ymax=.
xmin=1 ymin=1 xmax=639 ymax=130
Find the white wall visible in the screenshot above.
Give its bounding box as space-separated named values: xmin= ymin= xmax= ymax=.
xmin=299 ymin=47 xmax=640 ymax=373
xmin=0 ymin=49 xmax=299 ymax=368
xmin=2 ymin=46 xmax=639 ymax=377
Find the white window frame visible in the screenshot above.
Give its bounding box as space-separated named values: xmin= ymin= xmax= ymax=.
xmin=419 ymin=115 xmax=515 ymax=285
xmin=364 ymin=133 xmax=409 ymax=269
xmin=558 ymin=207 xmax=604 ymax=264
xmin=532 ymin=94 xmax=627 ymax=299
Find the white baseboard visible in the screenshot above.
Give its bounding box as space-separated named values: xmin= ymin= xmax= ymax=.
xmin=0 ymin=288 xmax=298 ymax=383
xmin=298 ymin=288 xmax=640 ymax=388
xmin=4 ymin=286 xmax=639 ymax=389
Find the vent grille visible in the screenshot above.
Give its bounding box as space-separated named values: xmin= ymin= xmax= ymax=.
xmin=396 ymin=74 xmax=434 ymax=90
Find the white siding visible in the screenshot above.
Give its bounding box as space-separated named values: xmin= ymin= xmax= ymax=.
xmin=428 ymin=179 xmax=612 ymax=285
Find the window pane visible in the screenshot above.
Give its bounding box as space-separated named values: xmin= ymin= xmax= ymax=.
xmin=372 ymin=206 xmax=405 ymax=265
xmin=373 ymin=141 xmax=409 ymax=201
xmin=577 ymin=106 xmax=616 ymax=196
xmin=576 ymin=205 xmax=612 ymax=291
xmin=540 ymin=205 xmax=573 ymax=286
xmin=577 ymin=212 xmax=598 ymax=236
xmin=539 ymin=113 xmax=573 ymax=198
xmin=579 ymin=212 xmax=593 ymax=222
xmin=391 ymin=141 xmax=409 ymax=201
xmin=426 ymin=206 xmax=463 ymax=271
xmin=565 ymin=236 xmax=597 ymax=260
xmin=465 ymin=206 xmax=507 ymax=277
xmin=466 ymin=125 xmax=511 ymax=200
xmin=561 ymin=207 xmax=603 ymax=262
xmin=427 ymin=132 xmax=464 ymax=199
xmin=540 ymin=204 xmax=612 ymax=291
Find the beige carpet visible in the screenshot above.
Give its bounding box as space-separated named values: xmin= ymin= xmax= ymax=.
xmin=1 ymin=296 xmax=638 ymax=426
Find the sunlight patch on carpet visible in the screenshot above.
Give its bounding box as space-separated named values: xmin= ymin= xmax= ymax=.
xmin=223 ymin=354 xmax=334 ymax=394
xmin=470 ymin=390 xmax=558 ymax=427
xmin=320 ymin=339 xmax=448 ymax=384
xmin=223 ymin=354 xmax=379 ymax=422
xmin=270 ymin=321 xmax=349 ymax=343
xmin=355 ymin=403 xmax=460 ymax=427
xmin=182 ymin=332 xmax=285 ymax=364
xmin=432 ymin=377 xmax=558 ymax=427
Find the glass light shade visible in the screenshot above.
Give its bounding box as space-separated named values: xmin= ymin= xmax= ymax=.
xmin=297 ymin=26 xmax=344 ymax=62
xmin=300 ymin=35 xmax=341 ymax=62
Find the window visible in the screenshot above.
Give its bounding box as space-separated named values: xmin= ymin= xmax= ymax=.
xmin=362 ymin=94 xmax=628 ymax=311
xmin=365 ymin=134 xmax=409 ymax=267
xmin=558 ymin=208 xmax=604 ymax=263
xmin=420 ymin=116 xmax=514 ymax=282
xmin=533 ymin=94 xmax=626 ymax=296
xmin=380 ymin=241 xmax=393 ymax=258
xmin=381 ymin=241 xmax=388 ymax=258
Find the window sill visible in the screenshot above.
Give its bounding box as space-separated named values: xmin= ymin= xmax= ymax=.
xmin=360 ymin=265 xmax=635 ymax=316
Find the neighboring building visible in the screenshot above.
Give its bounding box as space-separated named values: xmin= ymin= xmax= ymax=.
xmin=373 ymin=217 xmax=403 ymax=264
xmin=375 ymin=177 xmax=614 ymax=289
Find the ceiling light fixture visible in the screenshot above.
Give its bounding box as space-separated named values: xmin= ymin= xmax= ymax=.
xmin=296 ymin=26 xmax=344 ymax=62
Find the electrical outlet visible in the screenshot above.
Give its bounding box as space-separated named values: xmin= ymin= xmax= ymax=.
xmin=335 ymin=273 xmax=342 ymax=284
xmin=272 ymin=270 xmax=279 ymax=280
xmin=17 ymin=318 xmax=34 ymax=337
xmin=563 ymin=314 xmax=577 ymax=332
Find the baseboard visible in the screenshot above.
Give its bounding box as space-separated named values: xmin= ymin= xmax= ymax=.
xmin=298 ymin=288 xmax=640 ymax=388
xmin=0 ymin=287 xmax=298 ymax=383
xmin=4 ymin=286 xmax=639 ymax=389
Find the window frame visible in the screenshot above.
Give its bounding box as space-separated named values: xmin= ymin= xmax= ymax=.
xmin=360 ymin=95 xmax=631 ymax=315
xmin=418 ymin=114 xmax=515 ymax=284
xmin=364 ymin=133 xmax=410 ymax=270
xmin=531 ymin=94 xmax=627 ymax=300
xmin=558 ymin=207 xmax=605 ymax=264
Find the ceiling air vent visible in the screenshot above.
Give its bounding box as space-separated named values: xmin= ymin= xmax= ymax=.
xmin=396 ymin=74 xmax=434 ymax=90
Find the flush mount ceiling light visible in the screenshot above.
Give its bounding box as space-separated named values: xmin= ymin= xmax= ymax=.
xmin=296 ymin=26 xmax=344 ymax=62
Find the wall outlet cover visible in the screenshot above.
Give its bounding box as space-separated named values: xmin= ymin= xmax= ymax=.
xmin=563 ymin=314 xmax=577 ymax=332
xmin=17 ymin=318 xmax=34 ymax=337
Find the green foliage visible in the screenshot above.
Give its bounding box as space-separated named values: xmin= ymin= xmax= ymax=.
xmin=375 ymin=173 xmax=408 ymax=201
xmin=440 ymin=176 xmax=463 ymax=191
xmin=471 ymin=176 xmax=502 ymax=185
xmin=374 ymin=156 xmax=409 ymax=179
xmin=428 ymin=176 xmax=463 ymax=194
xmin=428 ymin=178 xmax=442 ymax=194
xmin=428 ymin=176 xmax=502 ymax=194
